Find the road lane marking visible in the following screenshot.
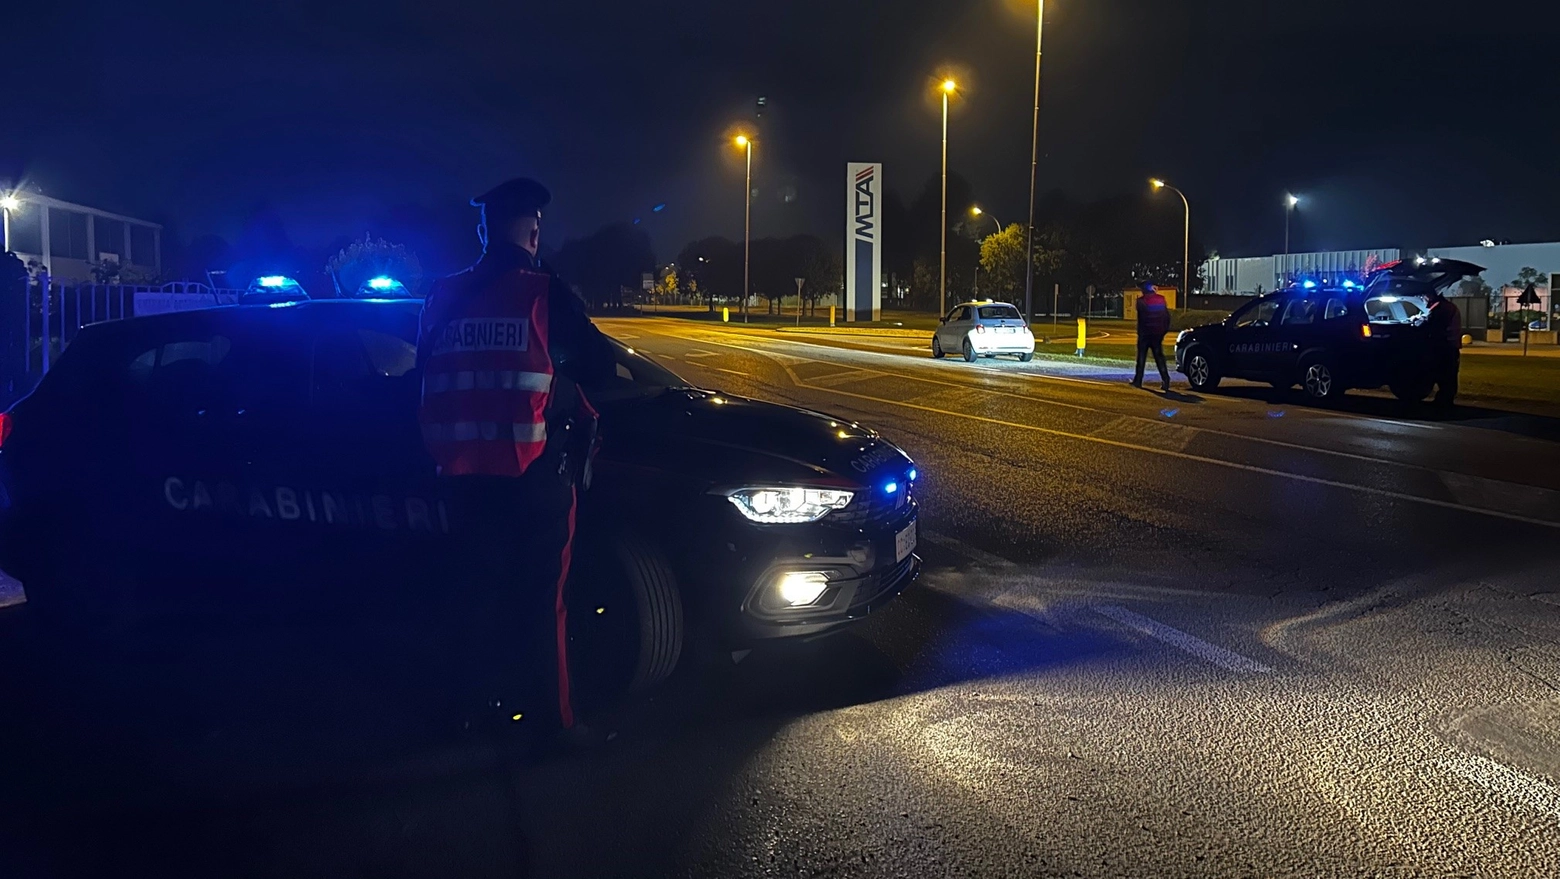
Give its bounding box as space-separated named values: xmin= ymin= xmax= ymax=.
xmin=770 ymin=361 xmax=1560 ymax=529
xmin=683 ymin=350 xmax=719 ymax=358
xmin=619 ymin=324 xmax=1560 ymax=527
xmin=626 ymin=326 xmax=1492 ymax=477
xmin=921 ymin=531 xmax=1016 ymax=568
xmin=1092 ymin=604 xmax=1273 ymax=673
xmin=1441 ymin=752 xmax=1560 ymax=818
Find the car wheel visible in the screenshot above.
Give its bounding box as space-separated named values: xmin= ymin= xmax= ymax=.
xmin=931 ymin=336 xmax=945 ymax=359
xmin=1184 ymin=349 xmax=1219 ymax=391
xmin=572 ymin=530 xmax=684 ymax=695
xmin=1302 ymin=359 xmax=1342 ymax=401
xmin=1019 ymin=352 xmax=1034 ymax=363
xmin=962 ymin=340 xmax=977 ymax=363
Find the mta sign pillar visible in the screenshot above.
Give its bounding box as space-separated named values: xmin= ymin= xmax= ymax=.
xmin=845 ymin=162 xmax=883 ymax=322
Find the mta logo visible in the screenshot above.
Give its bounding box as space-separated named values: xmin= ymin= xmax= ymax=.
xmin=854 ymin=167 xmax=875 ymax=240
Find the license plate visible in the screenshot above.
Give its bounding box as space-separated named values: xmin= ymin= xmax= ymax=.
xmin=894 ymin=521 xmax=917 ymax=563
xmin=997 ymin=326 xmax=1014 ymax=333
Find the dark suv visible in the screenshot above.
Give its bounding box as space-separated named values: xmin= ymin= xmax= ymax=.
xmin=1175 ymin=259 xmax=1482 ymax=401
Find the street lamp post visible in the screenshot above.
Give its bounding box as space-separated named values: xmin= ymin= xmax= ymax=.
xmin=1284 ymin=193 xmax=1299 ymax=256
xmin=1151 ymin=179 xmax=1190 ymax=305
xmin=735 ymin=135 xmax=753 ymax=323
xmin=940 ymin=79 xmax=956 ymax=316
xmin=1023 ymin=0 xmax=1045 ymax=328
xmin=0 ymin=194 xmax=18 ymax=253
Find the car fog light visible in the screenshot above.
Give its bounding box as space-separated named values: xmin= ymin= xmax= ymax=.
xmin=777 ymin=571 xmax=831 ymax=607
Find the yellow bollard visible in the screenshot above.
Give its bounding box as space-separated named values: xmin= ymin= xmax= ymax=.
xmin=1075 ymin=317 xmax=1087 ymax=356
xmin=722 ymin=306 xmax=729 ymax=323
xmin=829 ymin=305 xmax=836 ymax=328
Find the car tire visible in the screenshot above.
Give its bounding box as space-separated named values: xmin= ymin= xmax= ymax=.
xmin=1019 ymin=352 xmax=1034 ymax=363
xmin=1183 ymin=348 xmax=1220 ymax=391
xmin=962 ymin=340 xmax=977 ymax=363
xmin=572 ymin=530 xmax=684 ymax=694
xmin=1302 ymin=358 xmax=1342 ymax=401
xmin=931 ymin=336 xmax=945 ymax=359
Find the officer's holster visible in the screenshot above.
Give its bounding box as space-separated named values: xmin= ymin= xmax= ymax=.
xmin=543 ymin=373 xmax=599 ymax=491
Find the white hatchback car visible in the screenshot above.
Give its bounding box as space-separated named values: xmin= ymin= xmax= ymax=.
xmin=931 ymin=300 xmax=1036 ymax=363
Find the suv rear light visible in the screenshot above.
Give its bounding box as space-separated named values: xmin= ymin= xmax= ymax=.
xmin=975 ymin=324 xmax=986 ymax=333
xmin=0 ymin=412 xmax=11 ymax=449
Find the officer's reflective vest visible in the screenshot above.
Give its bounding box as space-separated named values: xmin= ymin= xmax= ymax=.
xmin=419 ymin=269 xmax=555 ymax=477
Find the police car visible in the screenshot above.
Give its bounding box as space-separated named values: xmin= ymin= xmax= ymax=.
xmin=0 ymin=299 xmax=919 ymax=697
xmin=1174 ymin=258 xmax=1483 ymax=401
xmin=931 ymin=300 xmax=1036 ymax=362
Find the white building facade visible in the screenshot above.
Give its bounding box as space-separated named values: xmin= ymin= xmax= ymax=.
xmin=2 ymin=192 xmax=162 ymax=283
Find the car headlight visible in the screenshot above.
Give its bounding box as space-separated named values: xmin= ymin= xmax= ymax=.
xmin=726 ymin=487 xmax=854 ymax=523
xmin=1176 ymin=329 xmax=1191 ymax=343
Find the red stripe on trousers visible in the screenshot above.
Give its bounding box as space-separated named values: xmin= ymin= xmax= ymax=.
xmin=554 ymin=487 xmax=577 ymax=729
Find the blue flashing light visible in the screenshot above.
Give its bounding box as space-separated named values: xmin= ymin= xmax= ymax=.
xmin=267 ymin=300 xmax=300 ymax=308
xmin=366 ymin=276 xmax=396 ymax=290
xmin=883 ymin=481 xmax=899 ymax=495
xmin=907 ymin=468 xmax=918 ymax=482
xmin=652 ymin=203 xmax=666 ymax=212
xmin=1302 ymin=280 xmax=1317 ymax=289
xmin=1342 ymin=279 xmax=1357 ymax=289
xmin=257 ymin=275 xmax=292 ymax=288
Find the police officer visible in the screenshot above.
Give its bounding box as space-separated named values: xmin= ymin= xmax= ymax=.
xmin=1425 ymin=287 xmax=1463 ymax=407
xmin=1131 ymin=281 xmax=1172 ymax=392
xmin=417 ymin=177 xmax=615 ymax=739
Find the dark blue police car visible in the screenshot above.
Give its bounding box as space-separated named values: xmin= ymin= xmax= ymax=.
xmin=0 ymin=299 xmax=920 ymax=697
xmin=1175 ymin=258 xmax=1482 ymax=401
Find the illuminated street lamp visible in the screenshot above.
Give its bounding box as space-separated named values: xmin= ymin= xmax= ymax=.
xmin=1284 ymin=192 xmax=1300 ymax=255
xmin=970 ymin=205 xmax=1002 ymax=233
xmin=735 ymin=134 xmax=753 ymax=323
xmin=0 ymin=194 xmax=19 ymax=253
xmin=1151 ymin=179 xmax=1190 ymax=303
xmin=940 ymin=78 xmax=958 ymax=315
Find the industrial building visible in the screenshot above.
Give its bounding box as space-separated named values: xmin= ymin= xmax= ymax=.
xmin=1201 ymin=242 xmax=1560 ymax=320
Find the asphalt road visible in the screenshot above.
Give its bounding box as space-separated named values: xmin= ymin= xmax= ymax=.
xmin=7 ymin=316 xmax=1560 ymax=877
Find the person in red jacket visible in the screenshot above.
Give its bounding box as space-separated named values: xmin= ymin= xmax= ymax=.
xmin=418 ymin=177 xmax=614 ymax=740
xmin=1132 ymin=281 xmax=1172 ymax=391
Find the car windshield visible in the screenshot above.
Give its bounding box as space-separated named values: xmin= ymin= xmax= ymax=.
xmin=977 ymin=305 xmax=1022 ymax=320
xmin=580 ymin=340 xmax=689 ymax=402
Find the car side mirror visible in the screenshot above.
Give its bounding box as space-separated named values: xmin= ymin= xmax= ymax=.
xmin=938 ymin=316 xmax=947 ymax=324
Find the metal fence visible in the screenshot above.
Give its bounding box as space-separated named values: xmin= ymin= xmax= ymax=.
xmin=2 ymin=278 xmax=242 ymax=407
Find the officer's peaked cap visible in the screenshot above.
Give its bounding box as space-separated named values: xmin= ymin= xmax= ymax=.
xmin=472 ymin=178 xmax=551 ymax=216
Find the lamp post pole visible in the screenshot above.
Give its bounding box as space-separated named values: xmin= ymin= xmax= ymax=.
xmin=1023 ymin=0 xmax=1045 ymax=327
xmin=1152 ymin=180 xmax=1190 ymax=305
xmin=736 ymin=135 xmax=753 ymax=324
xmin=940 ymin=84 xmax=951 ymax=315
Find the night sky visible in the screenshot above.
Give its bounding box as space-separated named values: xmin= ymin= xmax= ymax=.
xmin=6 ymin=0 xmax=1558 ymax=272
